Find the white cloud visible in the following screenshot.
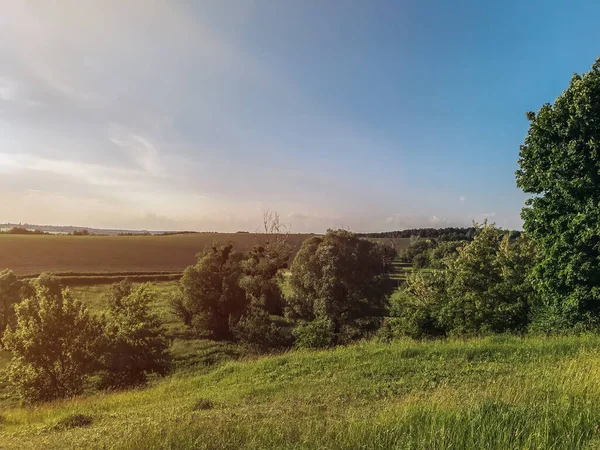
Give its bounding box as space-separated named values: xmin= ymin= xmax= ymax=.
xmin=460 ymin=196 xmax=466 ymax=202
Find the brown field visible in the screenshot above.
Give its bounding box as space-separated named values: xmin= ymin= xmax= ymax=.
xmin=0 ymin=233 xmax=411 ymax=277
xmin=0 ymin=233 xmax=315 ymax=276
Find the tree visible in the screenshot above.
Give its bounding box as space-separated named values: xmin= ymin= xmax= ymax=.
xmin=172 ymin=244 xmax=247 ymax=339
xmin=99 ymin=280 xmax=170 ymax=388
xmin=383 ymin=270 xmax=447 ymax=339
xmin=288 ymin=229 xmax=393 ymax=345
xmin=0 ymin=269 xmax=25 ymax=345
xmin=400 ymin=238 xmax=436 ymax=268
xmin=387 ymin=223 xmax=537 ymax=338
xmin=2 ymin=274 xmax=102 ymax=403
xmin=437 ymin=223 xmax=536 ymax=335
xmin=516 ymin=58 xmax=600 ymax=329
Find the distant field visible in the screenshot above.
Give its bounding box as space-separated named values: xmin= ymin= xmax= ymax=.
xmin=0 ymin=234 xmax=411 ymax=277
xmin=0 ymin=233 xmax=314 ymax=276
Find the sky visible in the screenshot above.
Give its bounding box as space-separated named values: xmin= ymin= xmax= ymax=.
xmin=1 ymin=1 xmax=599 ymax=233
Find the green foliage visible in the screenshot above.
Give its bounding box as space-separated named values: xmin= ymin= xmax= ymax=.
xmin=400 ymin=238 xmax=436 ymax=268
xmin=437 ymin=222 xmax=536 ymax=335
xmin=288 ymin=230 xmax=393 ymax=345
xmin=384 ymin=272 xmax=447 ymax=339
xmin=0 ymin=270 xmax=24 ymax=344
xmin=516 ymin=58 xmax=600 ymax=329
xmin=173 ymin=222 xmax=291 ymax=348
xmin=238 ymin=244 xmax=288 ymax=316
xmin=292 ymin=317 xmax=336 ymax=349
xmin=99 ymin=281 xmax=170 ymax=388
xmin=1 ymin=274 xmax=103 ymax=403
xmin=172 ymin=244 xmax=247 ymax=339
xmin=427 ymin=240 xmax=464 ymax=269
xmin=230 ymin=302 xmax=288 ymax=350
xmin=388 ymin=223 xmax=537 ymax=337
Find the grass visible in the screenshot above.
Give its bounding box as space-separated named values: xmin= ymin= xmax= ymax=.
xmin=2 ymin=334 xmax=600 ymax=449
xmin=0 ymin=233 xmax=316 ymax=276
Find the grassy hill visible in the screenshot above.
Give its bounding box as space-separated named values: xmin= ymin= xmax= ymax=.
xmin=2 ymin=334 xmax=600 ymax=449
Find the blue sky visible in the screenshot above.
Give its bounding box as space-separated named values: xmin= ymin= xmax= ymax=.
xmin=0 ymin=1 xmax=599 ymax=232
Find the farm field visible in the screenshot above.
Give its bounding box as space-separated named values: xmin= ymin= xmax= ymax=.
xmin=0 ymin=233 xmax=318 ymax=276
xmin=3 ymin=334 xmax=600 ymax=449
xmin=0 ymin=234 xmax=411 ymax=278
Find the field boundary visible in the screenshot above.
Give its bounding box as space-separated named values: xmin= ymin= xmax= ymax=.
xmin=18 ymin=272 xmax=183 ymax=286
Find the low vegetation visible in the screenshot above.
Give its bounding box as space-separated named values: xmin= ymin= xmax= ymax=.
xmin=2 ymin=335 xmax=600 ymax=449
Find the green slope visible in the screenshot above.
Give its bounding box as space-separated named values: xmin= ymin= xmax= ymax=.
xmin=3 ymin=335 xmax=600 ymax=449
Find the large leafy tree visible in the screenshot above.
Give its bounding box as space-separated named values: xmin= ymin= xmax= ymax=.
xmin=516 ymin=58 xmax=600 ymax=328
xmin=437 ymin=223 xmax=536 ymax=334
xmin=2 ymin=274 xmax=103 ymax=403
xmin=171 ymin=244 xmax=247 ymax=339
xmin=288 ymin=229 xmax=394 ymax=344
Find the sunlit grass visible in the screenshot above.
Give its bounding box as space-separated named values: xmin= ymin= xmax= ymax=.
xmin=2 ymin=335 xmax=600 ymax=449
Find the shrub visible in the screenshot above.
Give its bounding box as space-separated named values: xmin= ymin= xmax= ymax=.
xmin=293 ymin=317 xmax=336 ymax=349
xmin=438 ymin=224 xmax=536 ymax=335
xmin=385 ymin=223 xmax=538 ymax=338
xmin=2 ymin=273 xmax=103 ymax=403
xmin=400 ymin=238 xmax=436 ymax=268
xmin=172 ymin=244 xmax=247 ymax=339
xmin=230 ymin=302 xmax=288 ymax=350
xmin=0 ymin=269 xmax=25 ymax=344
xmin=99 ymin=281 xmax=170 ymax=389
xmin=385 ymin=274 xmax=446 ymax=339
xmin=288 ymin=230 xmax=393 ymax=345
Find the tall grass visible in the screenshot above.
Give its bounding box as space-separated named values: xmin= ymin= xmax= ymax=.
xmin=2 ymin=335 xmax=600 ymax=449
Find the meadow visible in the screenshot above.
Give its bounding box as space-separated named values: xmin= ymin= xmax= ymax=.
xmin=3 ymin=334 xmax=600 ymax=449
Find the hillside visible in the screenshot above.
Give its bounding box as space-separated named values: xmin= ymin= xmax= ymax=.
xmin=2 ymin=335 xmax=600 ymax=449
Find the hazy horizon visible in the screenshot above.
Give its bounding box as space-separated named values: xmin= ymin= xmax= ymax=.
xmin=1 ymin=1 xmax=599 ymax=233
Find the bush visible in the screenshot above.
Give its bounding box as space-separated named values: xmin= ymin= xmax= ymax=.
xmin=0 ymin=269 xmax=25 ymax=344
xmin=385 ymin=276 xmax=446 ymax=339
xmin=438 ymin=224 xmax=536 ymax=335
xmin=2 ymin=273 xmax=103 ymax=403
xmin=385 ymin=223 xmax=538 ymax=338
xmin=230 ymin=303 xmax=288 ymax=350
xmin=172 ymin=244 xmax=247 ymax=339
xmin=288 ymin=230 xmax=393 ymax=345
xmin=293 ymin=317 xmax=336 ymax=349
xmin=400 ymin=238 xmax=436 ymax=268
xmin=99 ymin=281 xmax=170 ymax=389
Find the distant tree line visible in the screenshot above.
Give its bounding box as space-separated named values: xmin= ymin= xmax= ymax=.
xmin=0 ymin=227 xmax=49 ymax=235
xmin=358 ymin=227 xmax=481 ymax=241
